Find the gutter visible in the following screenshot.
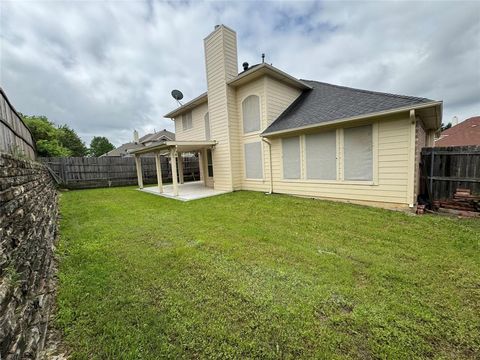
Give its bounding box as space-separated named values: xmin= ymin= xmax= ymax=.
xmin=261 ymin=100 xmax=443 ymax=138
xmin=261 ymin=137 xmax=273 ymax=194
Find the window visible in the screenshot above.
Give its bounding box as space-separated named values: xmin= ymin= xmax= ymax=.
xmin=244 ymin=142 xmax=263 ymax=179
xmin=282 ymin=137 xmax=301 ymax=179
xmin=204 ymin=112 xmax=210 ymax=140
xmin=305 ymin=130 xmax=337 ymax=180
xmin=207 ymin=149 xmax=213 ymax=177
xmin=242 ymin=95 xmax=261 ymax=133
xmin=344 ymin=125 xmax=373 ymax=181
xmin=182 ymin=112 xmax=192 ymax=130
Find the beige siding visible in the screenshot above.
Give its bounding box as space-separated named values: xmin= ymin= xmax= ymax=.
xmin=268 ymin=113 xmax=414 ymax=206
xmin=204 ymin=25 xmax=238 ymax=191
xmin=174 ymin=102 xmax=209 ymax=141
xmin=265 ymin=76 xmax=302 ymax=125
xmin=231 ymin=76 xmax=302 ymax=192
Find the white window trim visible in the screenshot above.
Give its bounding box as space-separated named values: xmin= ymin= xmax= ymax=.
xmin=244 ymin=139 xmax=264 ymax=181
xmin=279 ymin=123 xmax=379 ymax=185
xmin=241 ymin=94 xmax=263 ymax=135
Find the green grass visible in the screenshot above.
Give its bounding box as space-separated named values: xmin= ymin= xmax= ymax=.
xmin=57 ymin=187 xmax=480 ymax=359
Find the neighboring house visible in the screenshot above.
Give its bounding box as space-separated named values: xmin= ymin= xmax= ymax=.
xmin=435 ymin=116 xmax=480 ymax=147
xmin=103 ymin=129 xmax=175 ymax=157
xmin=132 ymin=25 xmax=442 ymax=209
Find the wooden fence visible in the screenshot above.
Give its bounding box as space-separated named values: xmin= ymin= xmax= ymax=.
xmin=420 ymin=146 xmax=480 ymax=200
xmin=39 ymin=156 xmax=200 ymax=189
xmin=0 ymin=88 xmax=36 ymax=160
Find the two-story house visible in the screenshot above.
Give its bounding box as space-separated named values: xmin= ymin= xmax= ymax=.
xmin=132 ymin=25 xmax=442 ymax=209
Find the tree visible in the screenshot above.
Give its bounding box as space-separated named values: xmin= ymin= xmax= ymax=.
xmin=22 ymin=114 xmax=88 ymax=157
xmin=22 ymin=115 xmax=57 ymax=142
xmin=58 ymin=125 xmax=88 ymax=157
xmin=36 ymin=139 xmax=72 ymax=157
xmin=89 ymin=136 xmax=114 ymax=157
xmin=441 ymin=122 xmax=452 ymax=131
xmin=22 ymin=115 xmax=72 ymax=157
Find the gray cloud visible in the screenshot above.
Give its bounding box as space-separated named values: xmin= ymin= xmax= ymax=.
xmin=0 ymin=0 xmax=478 ymax=146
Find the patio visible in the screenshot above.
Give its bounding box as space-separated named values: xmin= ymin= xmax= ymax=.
xmin=140 ymin=181 xmax=228 ymax=201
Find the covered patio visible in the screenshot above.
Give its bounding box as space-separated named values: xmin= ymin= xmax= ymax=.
xmin=130 ymin=140 xmax=218 ymax=201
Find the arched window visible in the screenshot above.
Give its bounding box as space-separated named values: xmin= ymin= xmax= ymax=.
xmin=242 ymin=95 xmax=260 ymax=133
xmin=204 ymin=112 xmax=210 ymax=140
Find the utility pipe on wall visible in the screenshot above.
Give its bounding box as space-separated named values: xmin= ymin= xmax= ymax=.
xmin=261 ymin=137 xmax=273 ymax=194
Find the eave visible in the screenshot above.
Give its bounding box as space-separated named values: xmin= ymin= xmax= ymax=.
xmin=227 ymin=63 xmax=312 ymax=90
xmin=164 ymin=92 xmax=208 ymax=119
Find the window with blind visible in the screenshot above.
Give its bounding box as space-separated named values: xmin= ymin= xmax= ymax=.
xmin=207 ymin=149 xmax=213 ymax=177
xmin=282 ymin=137 xmax=301 ymax=179
xmin=244 ymin=142 xmax=263 ymax=179
xmin=182 ymin=112 xmax=193 ymax=130
xmin=343 ymin=125 xmax=373 ymax=181
xmin=204 ymin=112 xmax=210 ymax=140
xmin=242 ymin=95 xmax=261 ymax=133
xmin=305 ymin=130 xmax=337 ymax=180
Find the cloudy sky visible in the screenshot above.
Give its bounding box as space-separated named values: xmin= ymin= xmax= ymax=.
xmin=1 ymin=0 xmax=479 ymax=146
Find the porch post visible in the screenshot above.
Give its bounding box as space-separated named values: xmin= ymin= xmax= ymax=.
xmin=155 ymin=151 xmax=163 ymax=193
xmin=198 ymin=150 xmax=204 ymax=182
xmin=177 ymin=152 xmax=184 ymax=184
xmin=134 ymin=154 xmax=143 ymax=189
xmin=170 ymin=147 xmax=179 ymax=196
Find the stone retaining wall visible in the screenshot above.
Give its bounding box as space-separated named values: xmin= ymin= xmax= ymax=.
xmin=0 ymin=152 xmax=58 ymax=359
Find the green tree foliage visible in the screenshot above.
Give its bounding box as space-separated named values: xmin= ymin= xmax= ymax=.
xmin=441 ymin=122 xmax=452 ymax=131
xmin=22 ymin=114 xmax=88 ymax=157
xmin=89 ymin=136 xmax=115 ymax=157
xmin=58 ymin=125 xmax=88 ymax=156
xmin=36 ymin=139 xmax=72 ymax=157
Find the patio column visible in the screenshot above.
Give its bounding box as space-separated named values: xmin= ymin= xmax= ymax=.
xmin=155 ymin=152 xmax=163 ymax=193
xmin=177 ymin=152 xmax=184 ymax=184
xmin=170 ymin=148 xmax=179 ymax=196
xmin=198 ymin=150 xmax=204 ymax=182
xmin=134 ymin=154 xmax=143 ymax=189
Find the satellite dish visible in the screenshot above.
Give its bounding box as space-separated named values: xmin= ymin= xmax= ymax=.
xmin=171 ymin=89 xmax=184 ymax=101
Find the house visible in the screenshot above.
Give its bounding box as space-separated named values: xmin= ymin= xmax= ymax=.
xmin=132 ymin=25 xmax=442 ymax=208
xmin=435 ymin=116 xmax=480 ymax=147
xmin=103 ymin=129 xmax=175 ymax=157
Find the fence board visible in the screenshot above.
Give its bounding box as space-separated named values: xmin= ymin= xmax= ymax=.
xmin=39 ymin=156 xmax=199 ymax=189
xmin=421 ymin=146 xmax=480 ymax=200
xmin=0 ymin=88 xmax=36 ymax=159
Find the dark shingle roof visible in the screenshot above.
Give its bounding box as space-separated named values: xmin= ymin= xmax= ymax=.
xmin=139 ymin=129 xmax=175 ymax=143
xmin=263 ymin=80 xmax=435 ymax=135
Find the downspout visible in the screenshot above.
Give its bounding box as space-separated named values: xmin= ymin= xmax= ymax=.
xmin=261 ymin=137 xmax=273 ymax=194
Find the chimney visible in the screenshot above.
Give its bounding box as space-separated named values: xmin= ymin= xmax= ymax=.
xmin=133 ymin=129 xmax=139 ymax=143
xmin=204 ymin=24 xmax=238 ymax=191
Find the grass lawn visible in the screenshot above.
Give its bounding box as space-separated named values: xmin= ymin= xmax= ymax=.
xmin=57 ymin=187 xmax=479 ymax=359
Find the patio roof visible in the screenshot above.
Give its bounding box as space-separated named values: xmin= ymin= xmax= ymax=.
xmin=128 ymin=140 xmax=217 ymax=155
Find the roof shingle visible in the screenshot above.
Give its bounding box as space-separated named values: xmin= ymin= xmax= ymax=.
xmin=263 ymin=80 xmax=435 ymax=135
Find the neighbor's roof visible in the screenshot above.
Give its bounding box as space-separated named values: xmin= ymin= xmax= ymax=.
xmin=435 ymin=116 xmax=480 ymax=146
xmin=263 ymin=80 xmax=441 ymax=135
xmin=102 ymin=142 xmax=142 ymax=156
xmin=139 ymin=129 xmax=175 ymax=143
xmin=103 ymin=130 xmax=176 ymax=156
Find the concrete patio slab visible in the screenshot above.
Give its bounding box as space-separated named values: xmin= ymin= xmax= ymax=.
xmin=139 ymin=181 xmax=228 ymax=201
